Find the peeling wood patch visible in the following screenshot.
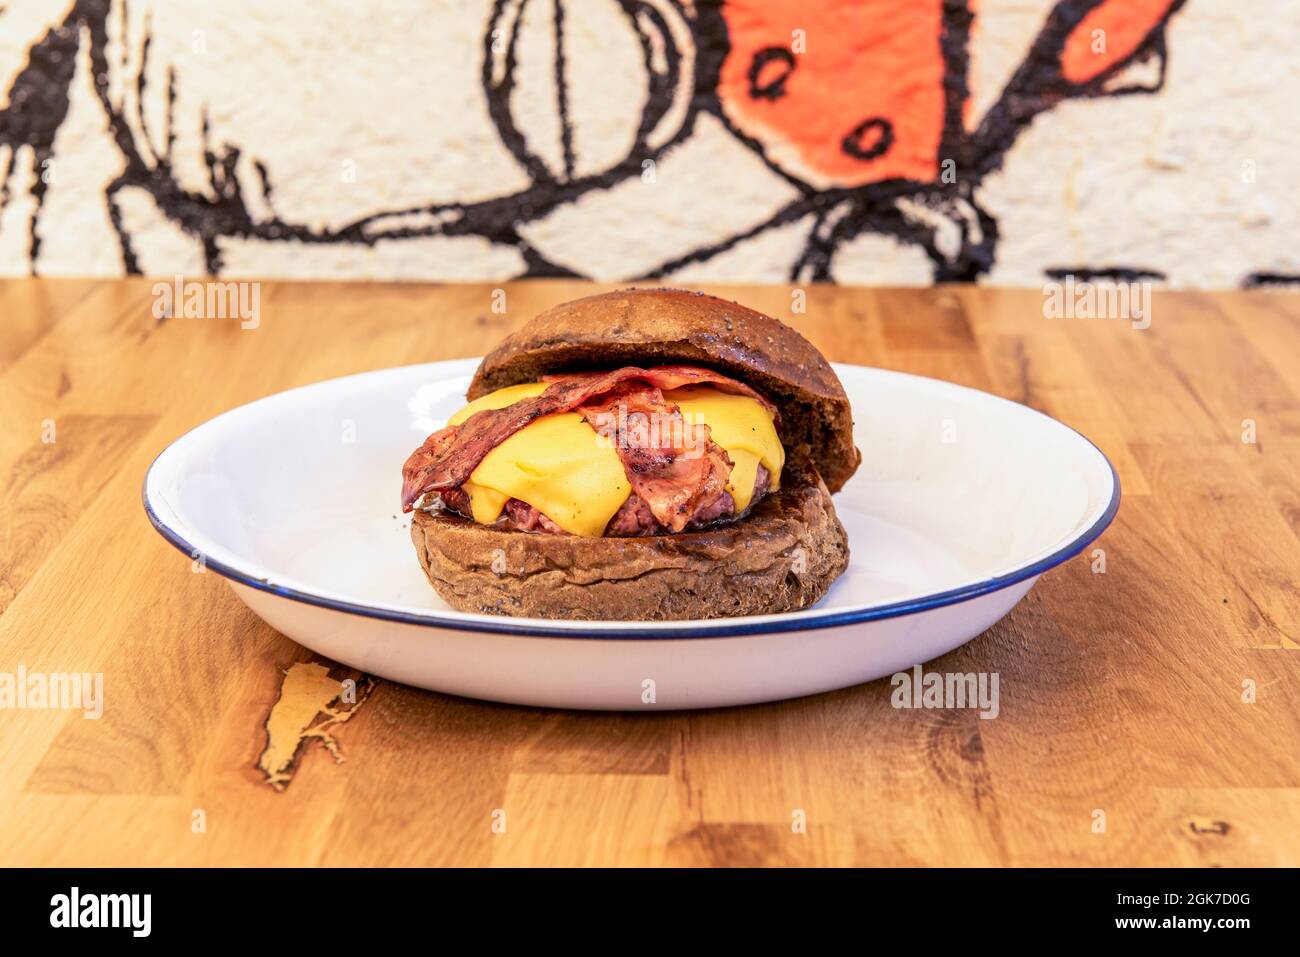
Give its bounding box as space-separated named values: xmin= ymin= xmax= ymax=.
xmin=257 ymin=662 xmax=375 ymax=792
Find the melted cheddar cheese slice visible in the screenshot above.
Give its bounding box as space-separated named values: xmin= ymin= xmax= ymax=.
xmin=448 ymin=381 xmax=551 ymax=425
xmin=663 ymin=385 xmax=783 ymax=511
xmin=449 ymin=381 xmax=628 ymax=535
xmin=442 ymin=381 xmax=782 ymax=534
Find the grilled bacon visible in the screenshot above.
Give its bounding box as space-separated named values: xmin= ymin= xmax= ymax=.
xmin=440 ymin=465 xmax=771 ymax=537
xmin=573 ymin=380 xmax=731 ymax=532
xmin=400 ymin=365 xmax=773 ymax=515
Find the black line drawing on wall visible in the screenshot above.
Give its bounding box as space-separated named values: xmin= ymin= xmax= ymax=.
xmin=0 ymin=0 xmax=1193 ymax=284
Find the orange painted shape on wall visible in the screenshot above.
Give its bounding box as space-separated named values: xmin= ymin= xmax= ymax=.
xmin=1061 ymin=0 xmax=1176 ymax=84
xmin=718 ymin=0 xmax=948 ymax=188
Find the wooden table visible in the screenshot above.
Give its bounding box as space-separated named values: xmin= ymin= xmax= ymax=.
xmin=1 ymin=278 xmax=1297 ymax=867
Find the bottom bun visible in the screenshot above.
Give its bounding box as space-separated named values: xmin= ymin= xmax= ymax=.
xmin=409 ymin=456 xmax=850 ymax=621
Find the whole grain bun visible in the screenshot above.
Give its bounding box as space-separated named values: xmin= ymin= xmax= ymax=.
xmin=468 ymin=288 xmax=860 ymax=493
xmin=411 ymin=457 xmax=849 ymax=621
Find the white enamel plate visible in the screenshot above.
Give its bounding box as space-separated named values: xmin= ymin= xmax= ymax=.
xmin=143 ymin=360 xmax=1119 ymax=710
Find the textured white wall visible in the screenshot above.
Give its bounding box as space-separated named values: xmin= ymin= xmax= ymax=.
xmin=0 ymin=0 xmax=1295 ymax=288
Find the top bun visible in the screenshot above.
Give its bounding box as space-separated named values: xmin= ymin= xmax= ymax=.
xmin=467 ymin=288 xmax=861 ymax=493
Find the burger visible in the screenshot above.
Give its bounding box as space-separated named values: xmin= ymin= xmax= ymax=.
xmin=401 ymin=289 xmax=859 ymax=620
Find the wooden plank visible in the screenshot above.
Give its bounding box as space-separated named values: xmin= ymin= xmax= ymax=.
xmin=0 ymin=278 xmax=101 ymax=374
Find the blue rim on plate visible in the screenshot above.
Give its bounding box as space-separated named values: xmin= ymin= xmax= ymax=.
xmin=142 ymin=420 xmax=1121 ymax=640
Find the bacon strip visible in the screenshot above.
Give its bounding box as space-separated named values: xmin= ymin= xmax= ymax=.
xmin=543 ymin=365 xmax=777 ymax=418
xmin=573 ymin=381 xmax=732 ymax=532
xmin=400 ymin=365 xmax=768 ymax=512
xmin=399 ymin=425 xmax=462 ymax=511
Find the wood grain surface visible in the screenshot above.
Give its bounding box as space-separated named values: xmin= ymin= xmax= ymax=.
xmin=1 ymin=278 xmax=1298 ymax=867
